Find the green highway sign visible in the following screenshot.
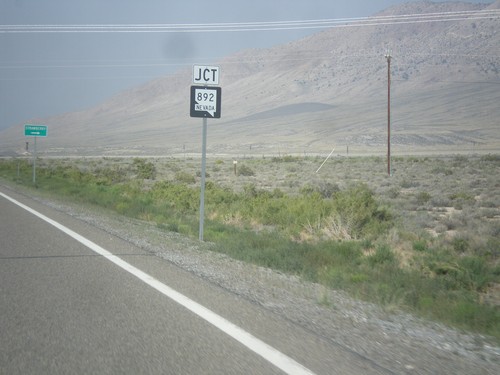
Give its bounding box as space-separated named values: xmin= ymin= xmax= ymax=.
xmin=24 ymin=124 xmax=47 ymax=137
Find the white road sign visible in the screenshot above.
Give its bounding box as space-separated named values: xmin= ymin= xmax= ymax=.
xmin=195 ymin=88 xmax=217 ymax=117
xmin=193 ymin=65 xmax=220 ymax=85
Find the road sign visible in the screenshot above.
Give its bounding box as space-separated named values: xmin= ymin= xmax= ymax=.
xmin=24 ymin=124 xmax=47 ymax=183
xmin=193 ymin=65 xmax=220 ymax=86
xmin=190 ymin=86 xmax=221 ymax=118
xmin=24 ymin=124 xmax=47 ymax=137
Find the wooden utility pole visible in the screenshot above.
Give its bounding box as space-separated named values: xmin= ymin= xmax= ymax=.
xmin=385 ymin=51 xmax=392 ymax=176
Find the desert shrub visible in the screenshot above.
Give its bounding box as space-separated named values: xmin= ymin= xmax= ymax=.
xmin=321 ymin=215 xmax=354 ymax=240
xmin=367 ymin=245 xmax=396 ymax=266
xmin=443 ymin=213 xmax=466 ymax=230
xmin=196 ymin=170 xmax=210 ymax=178
xmin=175 ymin=171 xmax=196 ymax=184
xmin=430 ymin=195 xmax=451 ymax=207
xmin=150 ymin=180 xmax=198 ymax=212
xmin=416 ymin=191 xmax=431 ymax=205
xmin=387 ymin=187 xmax=400 ymax=198
xmin=453 ymin=155 xmax=468 ymax=165
xmin=413 ymin=240 xmax=428 ymax=252
xmin=431 ymin=165 xmax=453 ymax=176
xmin=400 ymin=179 xmax=419 ymax=188
xmin=214 ymin=182 xmax=390 ymax=241
xmin=271 ymin=155 xmax=300 ymax=163
xmin=330 ymin=184 xmax=390 ymax=239
xmin=449 ymin=191 xmax=475 ymax=204
xmin=165 ymin=161 xmax=181 ymax=172
xmin=243 ymin=183 xmax=258 ymax=198
xmin=237 ymin=164 xmax=255 ymax=176
xmin=315 ymin=181 xmax=340 ymax=198
xmin=299 ymin=184 xmax=316 ymax=196
xmin=458 ymin=256 xmax=491 ymax=292
xmin=480 ymin=154 xmax=500 ymax=162
xmin=205 ymin=182 xmax=238 ymax=206
xmin=94 ymin=166 xmax=128 ymax=185
xmin=452 ymin=237 xmax=469 ymax=253
xmin=133 ymin=158 xmax=156 ymax=180
xmin=300 ymin=181 xmax=339 ymax=198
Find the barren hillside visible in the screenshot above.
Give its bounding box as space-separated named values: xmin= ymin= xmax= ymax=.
xmin=1 ymin=1 xmax=499 ymax=156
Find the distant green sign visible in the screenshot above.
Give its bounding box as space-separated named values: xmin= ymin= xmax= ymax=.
xmin=25 ymin=124 xmax=47 ymax=137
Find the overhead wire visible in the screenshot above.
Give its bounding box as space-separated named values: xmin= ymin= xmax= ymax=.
xmin=1 ymin=50 xmax=498 ymax=73
xmin=1 ymin=51 xmax=498 ymax=81
xmin=0 ymin=8 xmax=499 ymax=33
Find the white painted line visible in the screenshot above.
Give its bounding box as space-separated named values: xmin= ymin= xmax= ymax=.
xmin=1 ymin=192 xmax=316 ymax=375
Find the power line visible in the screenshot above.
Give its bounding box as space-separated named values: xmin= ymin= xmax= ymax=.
xmin=0 ymin=50 xmax=497 ymax=76
xmin=0 ymin=9 xmax=498 ymax=33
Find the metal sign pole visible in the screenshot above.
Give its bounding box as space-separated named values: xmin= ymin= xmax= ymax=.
xmin=33 ymin=136 xmax=37 ymax=184
xmin=199 ymin=117 xmax=208 ymax=241
xmin=385 ymin=52 xmax=392 ymax=176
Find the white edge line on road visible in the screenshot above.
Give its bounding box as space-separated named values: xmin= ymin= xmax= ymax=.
xmin=1 ymin=192 xmax=316 ymax=375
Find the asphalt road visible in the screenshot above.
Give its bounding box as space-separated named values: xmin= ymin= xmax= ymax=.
xmin=0 ymin=186 xmax=390 ymax=374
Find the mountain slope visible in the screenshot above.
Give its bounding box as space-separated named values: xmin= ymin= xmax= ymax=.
xmin=1 ymin=1 xmax=499 ymax=156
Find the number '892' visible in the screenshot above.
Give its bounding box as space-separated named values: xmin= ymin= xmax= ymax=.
xmin=197 ymin=91 xmax=215 ymax=102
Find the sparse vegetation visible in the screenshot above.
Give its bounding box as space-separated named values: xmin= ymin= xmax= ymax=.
xmin=133 ymin=157 xmax=156 ymax=180
xmin=236 ymin=164 xmax=255 ymax=176
xmin=1 ymin=154 xmax=499 ymax=340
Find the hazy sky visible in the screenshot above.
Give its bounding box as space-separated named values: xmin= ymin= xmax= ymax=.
xmin=0 ymin=0 xmax=493 ymax=130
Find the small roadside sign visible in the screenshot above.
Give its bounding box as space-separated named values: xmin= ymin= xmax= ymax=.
xmin=25 ymin=124 xmax=47 ymax=137
xmin=193 ymin=65 xmax=220 ymax=86
xmin=190 ymin=86 xmax=221 ymax=118
xmin=24 ymin=124 xmax=47 ymax=183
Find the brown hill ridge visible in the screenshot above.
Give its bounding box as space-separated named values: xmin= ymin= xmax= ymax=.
xmin=1 ymin=1 xmax=499 ymax=156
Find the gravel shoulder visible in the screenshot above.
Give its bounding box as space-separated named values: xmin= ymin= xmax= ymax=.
xmin=5 ymin=182 xmax=500 ymax=374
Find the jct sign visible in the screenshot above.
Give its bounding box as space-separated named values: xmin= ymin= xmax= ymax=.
xmin=193 ymin=65 xmax=220 ymax=86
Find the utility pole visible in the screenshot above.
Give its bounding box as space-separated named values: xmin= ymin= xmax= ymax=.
xmin=385 ymin=51 xmax=392 ymax=176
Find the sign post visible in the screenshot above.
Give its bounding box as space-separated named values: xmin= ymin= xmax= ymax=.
xmin=24 ymin=124 xmax=47 ymax=184
xmin=191 ymin=66 xmax=222 ymax=241
xmin=199 ymin=117 xmax=208 ymax=241
xmin=33 ymin=136 xmax=37 ymax=183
